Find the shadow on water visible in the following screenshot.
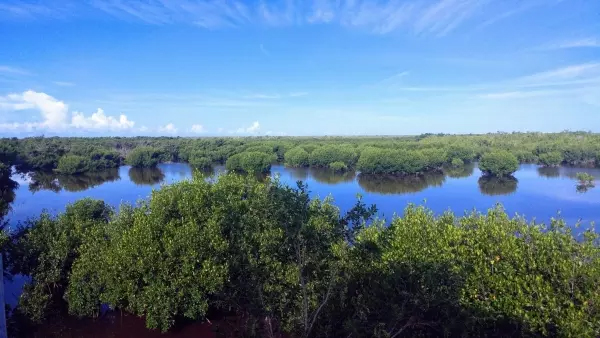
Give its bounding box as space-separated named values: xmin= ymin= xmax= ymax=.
xmin=358 ymin=171 xmax=446 ymax=195
xmin=478 ymin=176 xmax=518 ymax=196
xmin=310 ymin=168 xmax=356 ymax=185
xmin=285 ymin=167 xmax=310 ymax=181
xmin=537 ymin=166 xmax=561 ymax=178
xmin=128 ymin=167 xmax=165 ymax=186
xmin=28 ymin=169 xmax=121 ymax=193
xmin=444 ymin=163 xmax=475 ymax=179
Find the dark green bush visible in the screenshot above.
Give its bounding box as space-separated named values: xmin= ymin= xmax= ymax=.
xmin=56 ymin=155 xmax=88 ymax=174
xmin=126 ymin=147 xmax=160 ymax=168
xmin=479 ymin=151 xmax=519 ymax=177
xmin=6 ymin=178 xmax=600 ymax=337
xmin=451 ymin=158 xmax=464 ymax=167
xmin=538 ymin=151 xmax=563 ymax=167
xmin=284 ymin=147 xmax=310 ymax=167
xmin=226 ymin=152 xmax=274 ymax=173
xmin=188 ymin=153 xmax=212 ymax=169
xmin=328 ymin=161 xmax=347 ymax=172
xmin=309 ymin=145 xmax=358 ymax=167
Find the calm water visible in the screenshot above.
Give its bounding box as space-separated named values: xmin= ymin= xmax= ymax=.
xmin=3 ymin=162 xmax=600 ymax=335
xmin=6 ymin=163 xmax=600 ymax=228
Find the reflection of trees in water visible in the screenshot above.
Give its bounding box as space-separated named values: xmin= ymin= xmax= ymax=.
xmin=0 ymin=176 xmax=19 ymax=220
xmin=537 ymin=167 xmax=560 ymax=178
xmin=311 ymin=168 xmax=355 ymax=185
xmin=358 ymin=172 xmax=446 ymax=195
xmin=478 ymin=176 xmax=518 ymax=196
xmin=29 ymin=169 xmax=121 ymax=193
xmin=444 ymin=163 xmax=475 ymax=178
xmin=576 ymin=184 xmax=594 ymax=194
xmin=128 ymin=167 xmax=165 ymax=186
xmin=286 ymin=167 xmax=310 ymax=181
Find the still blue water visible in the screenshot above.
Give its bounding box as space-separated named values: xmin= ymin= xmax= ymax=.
xmin=6 ymin=163 xmax=600 ymax=228
xmin=3 ymin=163 xmax=600 ymax=307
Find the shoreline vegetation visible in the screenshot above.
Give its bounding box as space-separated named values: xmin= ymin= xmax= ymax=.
xmin=1 ymin=132 xmax=599 ymax=177
xmin=0 ymin=173 xmax=599 ymax=337
xmin=1 ymin=132 xmax=600 ymax=336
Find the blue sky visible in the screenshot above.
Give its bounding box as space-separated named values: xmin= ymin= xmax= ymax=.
xmin=0 ymin=0 xmax=599 ymax=136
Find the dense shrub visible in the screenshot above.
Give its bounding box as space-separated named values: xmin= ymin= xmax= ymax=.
xmin=4 ymin=177 xmax=600 ymax=337
xmin=451 ymin=158 xmax=464 ymax=167
xmin=188 ymin=152 xmax=212 ymax=169
xmin=126 ymin=147 xmax=160 ymax=168
xmin=56 ymin=155 xmax=88 ymax=174
xmin=446 ymin=143 xmax=476 ymax=162
xmin=538 ymin=151 xmax=563 ymax=167
xmin=226 ymin=152 xmax=274 ymax=173
xmin=479 ymin=151 xmax=519 ymax=177
xmin=284 ymin=147 xmax=310 ymax=167
xmin=309 ymin=145 xmax=358 ymax=167
xmin=357 ymin=148 xmax=429 ymax=175
xmin=328 ymin=161 xmax=347 ymax=172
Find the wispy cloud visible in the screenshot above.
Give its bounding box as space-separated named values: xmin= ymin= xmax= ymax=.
xmin=53 ymin=81 xmax=75 ymax=87
xmin=3 ymin=0 xmax=534 ymax=37
xmin=260 ymin=43 xmax=270 ymax=56
xmin=537 ymin=38 xmax=600 ymax=50
xmin=517 ymin=63 xmax=600 ymax=84
xmin=0 ymin=65 xmax=30 ymax=76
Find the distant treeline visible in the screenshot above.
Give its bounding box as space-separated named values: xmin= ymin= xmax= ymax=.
xmin=1 ymin=132 xmax=599 ymax=176
xmin=1 ymin=174 xmax=599 ymax=337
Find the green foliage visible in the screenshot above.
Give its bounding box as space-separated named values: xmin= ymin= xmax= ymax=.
xmin=357 ymin=147 xmax=436 ymax=175
xmin=328 ymin=161 xmax=347 ymax=172
xmin=446 ymin=143 xmax=476 ymax=162
xmin=4 ymin=175 xmax=600 ymax=337
xmin=126 ymin=147 xmax=160 ymax=168
xmin=226 ymin=151 xmax=274 ymax=173
xmin=451 ymin=158 xmax=464 ymax=167
xmin=6 ymin=199 xmax=112 ymax=322
xmin=309 ymin=145 xmax=358 ymax=167
xmin=188 ymin=152 xmax=212 ymax=169
xmin=56 ymin=155 xmax=88 ymax=174
xmin=479 ymin=151 xmax=519 ymax=177
xmin=576 ymin=172 xmax=594 ymax=185
xmin=538 ymin=151 xmax=563 ymax=167
xmin=284 ymin=147 xmax=310 ymax=167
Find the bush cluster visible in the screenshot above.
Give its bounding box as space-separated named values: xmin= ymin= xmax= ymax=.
xmin=226 ymin=151 xmax=274 ymax=173
xmin=4 ymin=175 xmax=600 ymax=337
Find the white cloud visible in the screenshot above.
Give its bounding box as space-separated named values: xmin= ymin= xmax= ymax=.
xmin=0 ymin=65 xmax=30 ymax=76
xmin=217 ymin=127 xmax=224 ymax=133
xmin=518 ymin=63 xmax=600 ymax=84
xmin=0 ymin=90 xmax=136 ymax=133
xmin=159 ymin=123 xmax=178 ymax=134
xmin=289 ymin=92 xmax=309 ymax=97
xmin=235 ymin=121 xmax=260 ymax=134
xmin=190 ymin=124 xmax=205 ymax=133
xmin=71 ymin=108 xmax=135 ymax=130
xmin=53 ymin=81 xmax=75 ymax=87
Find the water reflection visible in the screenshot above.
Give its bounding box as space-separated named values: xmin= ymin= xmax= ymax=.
xmin=444 ymin=163 xmax=475 ymax=179
xmin=1 ymin=177 xmax=18 ymax=219
xmin=28 ymin=169 xmax=121 ymax=193
xmin=128 ymin=167 xmax=165 ymax=186
xmin=358 ymin=172 xmax=446 ymax=195
xmin=478 ymin=176 xmax=518 ymax=196
xmin=537 ymin=167 xmax=560 ymax=178
xmin=311 ymin=168 xmax=355 ymax=185
xmin=285 ymin=167 xmax=310 ymax=181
